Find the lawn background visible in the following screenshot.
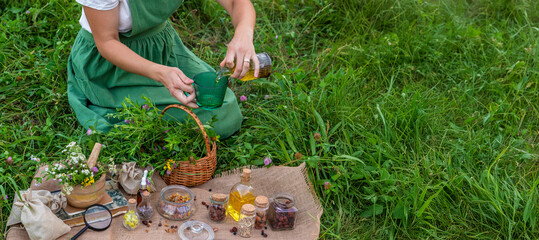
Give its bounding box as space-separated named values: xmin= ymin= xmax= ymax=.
xmin=1 ymin=0 xmax=538 ymax=239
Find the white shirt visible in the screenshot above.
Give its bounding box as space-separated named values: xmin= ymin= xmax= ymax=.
xmin=76 ymin=0 xmax=132 ymax=33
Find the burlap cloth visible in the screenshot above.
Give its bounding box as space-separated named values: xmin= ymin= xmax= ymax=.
xmin=6 ymin=163 xmax=323 ymax=240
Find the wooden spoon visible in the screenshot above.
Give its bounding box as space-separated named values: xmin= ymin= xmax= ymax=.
xmin=87 ymin=143 xmax=102 ymax=169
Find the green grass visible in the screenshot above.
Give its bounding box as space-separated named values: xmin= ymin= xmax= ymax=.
xmin=1 ymin=0 xmax=538 ymax=239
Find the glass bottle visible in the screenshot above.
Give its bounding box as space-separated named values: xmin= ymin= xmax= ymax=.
xmin=238 ymin=204 xmax=256 ymax=238
xmin=136 ymin=190 xmax=154 ymax=221
xmin=209 ymin=193 xmax=228 ymax=223
xmin=123 ymin=198 xmax=140 ymax=230
xmin=227 ymin=168 xmax=256 ymax=221
xmin=267 ymin=193 xmax=298 ymax=231
xmin=137 ymin=170 xmax=148 ymax=206
xmin=219 ymin=52 xmax=272 ymax=81
xmin=254 ymin=195 xmax=269 ymax=230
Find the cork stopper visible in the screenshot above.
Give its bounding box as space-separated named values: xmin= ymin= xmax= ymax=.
xmin=142 ymin=191 xmax=150 ymax=197
xmin=211 ymin=193 xmax=228 ymax=202
xmin=242 ymin=204 xmax=255 ymax=214
xmin=255 ymin=196 xmax=269 ymax=206
xmin=241 ymin=168 xmax=252 ymax=178
xmin=128 ymin=198 xmax=136 ymax=204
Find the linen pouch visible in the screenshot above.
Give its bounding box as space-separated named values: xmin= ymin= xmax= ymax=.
xmin=7 ymin=189 xmax=67 ymax=227
xmin=50 ymin=192 xmax=67 ymax=213
xmin=119 ymin=162 xmax=155 ymax=194
xmin=13 ymin=190 xmax=70 ymax=240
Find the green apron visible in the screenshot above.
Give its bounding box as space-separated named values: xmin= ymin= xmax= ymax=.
xmin=67 ymin=0 xmax=243 ymax=139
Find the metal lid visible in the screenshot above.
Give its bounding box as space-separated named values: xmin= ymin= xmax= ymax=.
xmin=128 ymin=198 xmax=136 ymax=204
xmin=143 ymin=191 xmax=150 ymax=197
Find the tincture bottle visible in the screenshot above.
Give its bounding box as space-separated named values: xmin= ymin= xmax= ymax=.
xmin=219 ymin=53 xmax=272 ymax=81
xmin=227 ymin=168 xmax=256 ymax=221
xmin=136 ymin=190 xmax=154 ymax=221
xmin=123 ymin=198 xmax=140 ymax=230
xmin=137 ymin=169 xmax=148 ymax=206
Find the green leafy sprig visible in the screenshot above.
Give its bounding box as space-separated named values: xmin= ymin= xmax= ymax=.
xmin=89 ymin=96 xmax=218 ymax=176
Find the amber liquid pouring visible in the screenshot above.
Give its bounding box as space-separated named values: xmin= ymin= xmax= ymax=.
xmin=222 ymin=64 xmax=272 ymax=81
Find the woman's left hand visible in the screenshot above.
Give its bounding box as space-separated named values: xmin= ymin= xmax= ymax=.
xmin=218 ymin=0 xmax=258 ymax=80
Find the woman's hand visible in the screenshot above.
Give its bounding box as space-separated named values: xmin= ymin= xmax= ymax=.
xmin=220 ymin=32 xmax=259 ymax=80
xmin=153 ymin=65 xmax=198 ymax=108
xmin=217 ymin=0 xmax=258 ymax=79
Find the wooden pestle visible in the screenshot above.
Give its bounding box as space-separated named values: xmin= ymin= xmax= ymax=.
xmin=87 ymin=143 xmax=102 ymax=169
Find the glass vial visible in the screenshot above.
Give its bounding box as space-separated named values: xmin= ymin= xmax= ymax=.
xmin=137 ymin=170 xmax=148 ymax=206
xmin=209 ymin=193 xmax=228 ymax=222
xmin=238 ymin=204 xmax=256 ymax=238
xmin=227 ymin=168 xmax=256 ymax=221
xmin=254 ymin=195 xmax=269 ymax=230
xmin=268 ymin=193 xmax=298 ymax=231
xmin=136 ymin=190 xmax=154 ymax=221
xmin=123 ymin=198 xmax=140 ymax=230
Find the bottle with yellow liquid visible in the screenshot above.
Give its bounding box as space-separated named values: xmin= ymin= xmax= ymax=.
xmin=227 ymin=168 xmax=256 ymax=221
xmin=220 ymin=52 xmax=272 ymax=81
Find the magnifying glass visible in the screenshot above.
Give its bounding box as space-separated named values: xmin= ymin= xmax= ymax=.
xmin=71 ymin=204 xmax=112 ymax=240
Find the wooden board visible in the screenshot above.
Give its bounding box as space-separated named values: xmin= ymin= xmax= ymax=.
xmin=53 ymin=180 xmax=129 ymax=227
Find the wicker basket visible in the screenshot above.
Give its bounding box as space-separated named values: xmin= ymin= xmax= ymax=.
xmin=160 ymin=104 xmax=217 ymax=187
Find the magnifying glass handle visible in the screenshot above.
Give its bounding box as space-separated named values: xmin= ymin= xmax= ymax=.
xmin=71 ymin=225 xmax=89 ymax=240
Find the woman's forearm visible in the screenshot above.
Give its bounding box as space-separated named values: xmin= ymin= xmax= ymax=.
xmin=217 ymin=0 xmax=258 ymax=78
xmin=83 ymin=6 xmax=197 ymax=107
xmin=96 ymin=39 xmax=165 ymax=83
xmin=83 ymin=6 xmax=164 ymax=83
xmin=219 ymin=0 xmax=256 ymax=37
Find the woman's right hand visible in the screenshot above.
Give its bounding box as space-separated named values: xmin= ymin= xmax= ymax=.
xmin=153 ymin=65 xmax=198 ymax=108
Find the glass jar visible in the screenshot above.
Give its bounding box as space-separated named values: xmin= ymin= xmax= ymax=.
xmin=254 ymin=195 xmax=269 ymax=230
xmin=136 ymin=190 xmax=154 ymax=221
xmin=157 ymin=185 xmax=195 ymax=220
xmin=208 ymin=193 xmax=228 ymax=223
xmin=237 ymin=204 xmax=256 ymax=238
xmin=267 ymin=193 xmax=298 ymax=231
xmin=219 ymin=52 xmax=273 ymax=81
xmin=123 ymin=198 xmax=140 ymax=230
xmin=178 ymin=220 xmax=215 ymax=240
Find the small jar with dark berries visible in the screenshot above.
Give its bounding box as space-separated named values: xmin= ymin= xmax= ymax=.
xmin=267 ymin=193 xmax=298 ymax=231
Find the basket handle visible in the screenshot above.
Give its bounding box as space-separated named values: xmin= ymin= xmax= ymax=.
xmin=160 ymin=104 xmax=212 ymax=156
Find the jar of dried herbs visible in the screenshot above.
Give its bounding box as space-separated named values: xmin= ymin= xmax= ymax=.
xmin=254 ymin=195 xmax=269 ymax=230
xmin=209 ymin=193 xmax=228 ymax=223
xmin=267 ymin=193 xmax=298 ymax=231
xmin=238 ymin=204 xmax=256 ymax=238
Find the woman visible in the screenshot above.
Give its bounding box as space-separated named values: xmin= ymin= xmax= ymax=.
xmin=67 ymin=0 xmax=259 ymax=139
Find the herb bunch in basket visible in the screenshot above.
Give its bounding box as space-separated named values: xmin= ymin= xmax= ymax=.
xmin=88 ymin=96 xmax=218 ymax=181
